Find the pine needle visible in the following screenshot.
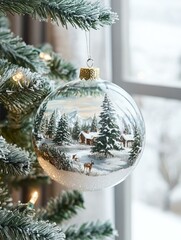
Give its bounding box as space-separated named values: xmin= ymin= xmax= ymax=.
xmin=0 ymin=0 xmax=118 ymax=30
xmin=36 ymin=190 xmax=84 ymax=224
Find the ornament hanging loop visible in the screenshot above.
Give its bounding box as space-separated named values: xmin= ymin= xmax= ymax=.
xmin=81 ymin=31 xmax=99 ymax=80
xmin=85 ymin=31 xmax=94 ymax=68
xmin=87 ymin=58 xmax=94 ymax=68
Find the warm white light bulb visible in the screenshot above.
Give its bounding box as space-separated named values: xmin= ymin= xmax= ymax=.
xmin=29 ymin=191 xmax=38 ymax=205
xmin=39 ymin=52 xmax=52 ymax=61
xmin=12 ymin=71 xmax=24 ymax=82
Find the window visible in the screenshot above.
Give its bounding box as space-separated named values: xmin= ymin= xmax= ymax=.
xmin=111 ymin=1 xmax=181 ymax=240
xmin=130 ymin=0 xmax=181 ymax=85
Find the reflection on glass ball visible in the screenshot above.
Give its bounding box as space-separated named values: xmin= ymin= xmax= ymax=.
xmin=32 ymin=76 xmax=145 ymax=191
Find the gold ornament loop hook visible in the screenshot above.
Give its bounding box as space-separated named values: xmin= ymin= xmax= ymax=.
xmin=87 ymin=58 xmax=94 ymax=68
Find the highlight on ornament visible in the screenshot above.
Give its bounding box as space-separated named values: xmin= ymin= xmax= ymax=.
xmin=32 ymin=68 xmax=145 ymax=190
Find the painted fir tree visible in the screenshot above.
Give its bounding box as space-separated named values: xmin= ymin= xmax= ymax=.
xmin=123 ymin=124 xmax=131 ymax=134
xmin=91 ymin=94 xmax=121 ymax=157
xmin=128 ymin=127 xmax=142 ymax=165
xmin=54 ymin=114 xmax=71 ymax=145
xmin=90 ymin=114 xmax=98 ymax=132
xmin=34 ymin=101 xmax=48 ymax=139
xmin=46 ymin=110 xmax=57 ymax=138
xmin=40 ymin=117 xmax=49 ymax=135
xmin=72 ymin=118 xmax=81 ymax=141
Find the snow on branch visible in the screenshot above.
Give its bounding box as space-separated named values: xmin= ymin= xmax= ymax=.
xmin=65 ymin=221 xmax=117 ymax=240
xmin=36 ymin=190 xmax=84 ymax=223
xmin=0 ymin=0 xmax=118 ymax=30
xmin=0 ymin=208 xmax=65 ymax=240
xmin=0 ymin=136 xmax=31 ymax=176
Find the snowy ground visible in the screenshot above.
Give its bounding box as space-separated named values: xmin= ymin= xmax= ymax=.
xmin=39 ymin=140 xmax=130 ymax=176
xmin=38 ymin=156 xmax=133 ymax=190
xmin=132 ymin=201 xmax=181 ymax=240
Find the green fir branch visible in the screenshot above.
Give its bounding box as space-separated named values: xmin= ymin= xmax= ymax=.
xmin=65 ymin=221 xmax=117 ymax=240
xmin=39 ymin=44 xmax=77 ymax=81
xmin=0 ymin=176 xmax=12 ymax=208
xmin=1 ymin=123 xmax=50 ymax=188
xmin=0 ymin=0 xmax=118 ymax=30
xmin=0 ymin=60 xmax=51 ymax=127
xmin=11 ymin=154 xmax=51 ymax=189
xmin=48 ymin=52 xmax=77 ymax=81
xmin=1 ymin=124 xmax=34 ymax=151
xmin=55 ymin=80 xmax=104 ymax=98
xmin=0 ymin=208 xmax=65 ymax=240
xmin=0 ymin=15 xmax=9 ymax=28
xmin=0 ymin=136 xmax=31 ymax=176
xmin=0 ymin=27 xmax=46 ymax=72
xmin=0 ymin=22 xmax=76 ymax=79
xmin=36 ymin=191 xmax=84 ymax=224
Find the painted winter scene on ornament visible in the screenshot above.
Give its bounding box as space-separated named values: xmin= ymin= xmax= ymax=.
xmin=33 ymin=78 xmax=145 ymax=190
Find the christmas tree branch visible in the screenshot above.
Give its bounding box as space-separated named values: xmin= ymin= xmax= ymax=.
xmin=0 ymin=176 xmax=12 ymax=208
xmin=0 ymin=27 xmax=45 ymax=72
xmin=0 ymin=21 xmax=77 ymax=80
xmin=48 ymin=52 xmax=77 ymax=81
xmin=1 ymin=123 xmax=50 ymax=188
xmin=39 ymin=44 xmax=77 ymax=81
xmin=36 ymin=191 xmax=84 ymax=224
xmin=0 ymin=209 xmax=65 ymax=240
xmin=56 ymin=81 xmax=103 ymax=98
xmin=10 ymin=153 xmax=50 ymax=189
xmin=0 ymin=136 xmax=31 ymax=176
xmin=0 ymin=15 xmax=9 ymax=28
xmin=0 ymin=0 xmax=118 ymax=30
xmin=0 ymin=60 xmax=51 ymax=127
xmin=65 ymin=221 xmax=117 ymax=240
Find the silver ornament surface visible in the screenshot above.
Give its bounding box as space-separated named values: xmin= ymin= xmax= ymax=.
xmin=33 ymin=78 xmax=145 ymax=191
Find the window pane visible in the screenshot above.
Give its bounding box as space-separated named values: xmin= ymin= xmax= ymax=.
xmin=129 ymin=0 xmax=181 ymax=85
xmin=132 ymin=96 xmax=181 ymax=240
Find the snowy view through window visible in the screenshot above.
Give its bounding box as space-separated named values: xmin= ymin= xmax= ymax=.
xmin=129 ymin=0 xmax=181 ymax=239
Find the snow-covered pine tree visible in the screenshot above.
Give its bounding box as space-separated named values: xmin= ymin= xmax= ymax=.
xmin=54 ymin=113 xmax=71 ymax=145
xmin=0 ymin=1 xmax=118 ymax=239
xmin=40 ymin=116 xmax=49 ymax=135
xmin=46 ymin=110 xmax=57 ymax=138
xmin=123 ymin=124 xmax=131 ymax=134
xmin=72 ymin=118 xmax=81 ymax=141
xmin=128 ymin=127 xmax=142 ymax=165
xmin=34 ymin=101 xmax=48 ymax=140
xmin=90 ymin=114 xmax=98 ymax=132
xmin=92 ymin=94 xmax=121 ymax=157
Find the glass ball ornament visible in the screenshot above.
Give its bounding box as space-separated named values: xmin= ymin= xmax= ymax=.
xmin=32 ymin=67 xmax=145 ymax=191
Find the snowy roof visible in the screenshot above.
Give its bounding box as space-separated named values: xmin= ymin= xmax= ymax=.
xmin=121 ymin=134 xmax=134 ymax=141
xmin=80 ymin=131 xmax=99 ymax=139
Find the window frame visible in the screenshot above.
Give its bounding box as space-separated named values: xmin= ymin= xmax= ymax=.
xmin=111 ymin=1 xmax=181 ymax=239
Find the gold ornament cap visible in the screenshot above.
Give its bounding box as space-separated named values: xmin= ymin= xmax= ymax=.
xmin=79 ymin=67 xmax=100 ymax=80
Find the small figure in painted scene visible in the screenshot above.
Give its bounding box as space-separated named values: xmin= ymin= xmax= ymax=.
xmin=84 ymin=161 xmax=94 ymax=175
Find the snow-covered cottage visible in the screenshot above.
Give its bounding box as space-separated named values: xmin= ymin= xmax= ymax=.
xmin=120 ymin=134 xmax=134 ymax=148
xmin=79 ymin=131 xmax=99 ymax=145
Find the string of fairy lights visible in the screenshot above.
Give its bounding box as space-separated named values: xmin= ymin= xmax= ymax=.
xmin=11 ymin=53 xmax=49 ymax=207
